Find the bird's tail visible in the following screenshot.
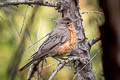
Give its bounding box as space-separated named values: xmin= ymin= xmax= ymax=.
xmin=19 ymin=51 xmax=45 ymax=71
xmin=19 ymin=60 xmax=34 ymax=71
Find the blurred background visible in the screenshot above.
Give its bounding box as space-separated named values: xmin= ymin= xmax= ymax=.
xmin=0 ymin=0 xmax=104 ymax=80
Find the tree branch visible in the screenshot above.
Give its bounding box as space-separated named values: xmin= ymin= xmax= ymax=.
xmin=0 ymin=0 xmax=59 ymax=7
xmin=88 ymin=37 xmax=101 ymax=47
xmin=43 ymin=62 xmax=58 ymax=69
xmin=48 ymin=56 xmax=83 ymax=80
xmin=48 ymin=63 xmax=64 ymax=80
xmin=81 ymin=11 xmax=104 ymax=15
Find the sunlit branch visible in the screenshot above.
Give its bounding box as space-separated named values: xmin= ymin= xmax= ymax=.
xmin=0 ymin=0 xmax=59 ymax=7
xmin=48 ymin=63 xmax=64 ymax=80
xmin=48 ymin=56 xmax=82 ymax=80
xmin=43 ymin=62 xmax=58 ymax=69
xmin=88 ymin=37 xmax=101 ymax=47
xmin=19 ymin=6 xmax=29 ymax=35
xmin=81 ymin=11 xmax=104 ymax=14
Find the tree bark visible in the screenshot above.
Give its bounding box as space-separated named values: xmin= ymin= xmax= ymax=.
xmin=59 ymin=0 xmax=95 ymax=80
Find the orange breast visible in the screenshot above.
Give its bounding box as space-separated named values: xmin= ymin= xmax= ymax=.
xmin=57 ymin=26 xmax=77 ymax=55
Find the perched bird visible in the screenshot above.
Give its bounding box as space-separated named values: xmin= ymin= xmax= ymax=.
xmin=19 ymin=17 xmax=77 ymax=79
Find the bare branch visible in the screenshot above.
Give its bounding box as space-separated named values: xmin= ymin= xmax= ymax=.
xmin=81 ymin=11 xmax=104 ymax=15
xmin=72 ymin=73 xmax=77 ymax=80
xmin=19 ymin=5 xmax=29 ymax=35
xmin=0 ymin=0 xmax=59 ymax=7
xmin=20 ymin=5 xmax=36 ymax=52
xmin=43 ymin=62 xmax=58 ymax=69
xmin=27 ymin=63 xmax=34 ymax=80
xmin=37 ymin=19 xmax=42 ymax=49
xmin=48 ymin=63 xmax=64 ymax=80
xmin=48 ymin=56 xmax=82 ymax=80
xmin=88 ymin=37 xmax=101 ymax=47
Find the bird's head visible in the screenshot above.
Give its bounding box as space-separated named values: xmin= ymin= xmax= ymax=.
xmin=59 ymin=17 xmax=74 ymax=26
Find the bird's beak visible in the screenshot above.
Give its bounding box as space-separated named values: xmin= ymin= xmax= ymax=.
xmin=72 ymin=19 xmax=78 ymax=22
xmin=71 ymin=19 xmax=77 ymax=24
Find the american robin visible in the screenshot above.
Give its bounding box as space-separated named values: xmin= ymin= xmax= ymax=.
xmin=19 ymin=17 xmax=77 ymax=79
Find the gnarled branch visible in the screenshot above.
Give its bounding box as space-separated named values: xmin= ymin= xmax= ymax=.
xmin=0 ymin=0 xmax=59 ymax=7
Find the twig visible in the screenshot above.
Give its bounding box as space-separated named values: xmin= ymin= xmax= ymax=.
xmin=37 ymin=19 xmax=42 ymax=50
xmin=0 ymin=0 xmax=59 ymax=7
xmin=72 ymin=73 xmax=77 ymax=80
xmin=19 ymin=5 xmax=36 ymax=51
xmin=88 ymin=37 xmax=101 ymax=47
xmin=81 ymin=11 xmax=104 ymax=15
xmin=43 ymin=62 xmax=58 ymax=69
xmin=19 ymin=5 xmax=29 ymax=35
xmin=27 ymin=63 xmax=34 ymax=80
xmin=48 ymin=63 xmax=64 ymax=80
xmin=48 ymin=57 xmax=81 ymax=80
xmin=27 ymin=29 xmax=36 ymax=51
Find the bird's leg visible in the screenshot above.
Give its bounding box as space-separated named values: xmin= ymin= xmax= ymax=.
xmin=54 ymin=56 xmax=73 ymax=69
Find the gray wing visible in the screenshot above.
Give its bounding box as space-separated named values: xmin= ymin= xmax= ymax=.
xmin=32 ymin=27 xmax=70 ymax=60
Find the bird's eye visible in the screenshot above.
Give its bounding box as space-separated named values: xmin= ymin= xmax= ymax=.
xmin=67 ymin=22 xmax=69 ymax=24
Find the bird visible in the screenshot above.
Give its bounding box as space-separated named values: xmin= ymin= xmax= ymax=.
xmin=19 ymin=17 xmax=77 ymax=79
